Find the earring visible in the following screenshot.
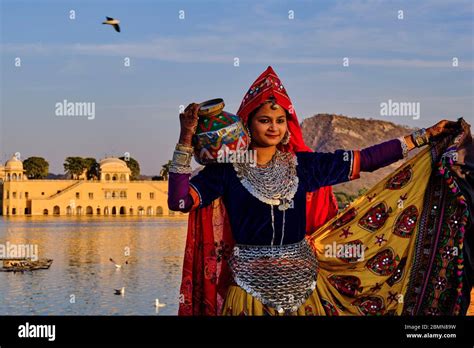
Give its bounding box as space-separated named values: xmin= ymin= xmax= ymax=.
xmin=281 ymin=130 xmax=291 ymax=145
xmin=245 ymin=125 xmax=252 ymax=143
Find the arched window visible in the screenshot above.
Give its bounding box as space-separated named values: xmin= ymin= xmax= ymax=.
xmin=105 ymin=174 xmax=110 ymax=181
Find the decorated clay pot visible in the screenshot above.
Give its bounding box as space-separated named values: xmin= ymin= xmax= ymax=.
xmin=192 ymin=98 xmax=250 ymax=165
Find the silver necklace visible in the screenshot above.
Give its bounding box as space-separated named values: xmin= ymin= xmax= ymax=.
xmin=233 ymin=150 xmax=299 ymax=245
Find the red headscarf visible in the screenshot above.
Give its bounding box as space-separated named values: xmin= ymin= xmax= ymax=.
xmin=178 ymin=66 xmax=338 ymax=315
xmin=237 ymin=66 xmax=311 ymax=153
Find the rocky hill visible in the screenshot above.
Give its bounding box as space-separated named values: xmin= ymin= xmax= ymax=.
xmin=300 ymin=114 xmax=416 ymax=197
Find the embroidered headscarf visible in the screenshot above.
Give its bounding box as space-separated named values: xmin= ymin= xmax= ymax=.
xmin=237 ymin=66 xmax=312 ymax=153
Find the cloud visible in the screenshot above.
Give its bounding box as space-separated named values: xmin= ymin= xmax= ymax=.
xmin=2 ymin=36 xmax=472 ymax=70
xmin=1 ymin=0 xmax=471 ymax=69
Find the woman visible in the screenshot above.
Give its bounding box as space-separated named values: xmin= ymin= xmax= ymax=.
xmin=168 ymin=66 xmax=468 ymax=315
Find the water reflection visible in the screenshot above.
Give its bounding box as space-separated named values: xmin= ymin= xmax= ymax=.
xmin=0 ymin=216 xmax=187 ymax=315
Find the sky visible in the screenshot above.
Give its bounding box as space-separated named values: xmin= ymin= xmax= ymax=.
xmin=0 ymin=0 xmax=473 ymax=175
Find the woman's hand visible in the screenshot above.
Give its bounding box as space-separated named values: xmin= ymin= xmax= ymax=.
xmin=179 ymin=103 xmax=200 ymax=146
xmin=404 ymin=119 xmax=461 ymax=151
xmin=426 ymin=120 xmax=460 ymax=140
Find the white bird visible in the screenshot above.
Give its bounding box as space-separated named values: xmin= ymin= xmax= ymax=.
xmin=109 ymin=257 xmax=129 ymax=269
xmin=102 ymin=16 xmax=121 ymax=32
xmin=155 ymin=299 xmax=166 ymax=308
xmin=114 ymin=287 xmax=125 ymax=295
xmin=109 ymin=258 xmax=122 ymax=269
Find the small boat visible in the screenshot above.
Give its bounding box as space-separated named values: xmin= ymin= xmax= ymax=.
xmin=114 ymin=287 xmax=125 ymax=295
xmin=0 ymin=258 xmax=53 ymax=272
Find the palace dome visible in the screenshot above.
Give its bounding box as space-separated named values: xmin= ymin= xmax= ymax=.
xmin=5 ymin=155 xmax=23 ymax=170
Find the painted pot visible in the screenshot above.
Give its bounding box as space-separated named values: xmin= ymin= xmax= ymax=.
xmin=192 ymin=98 xmax=250 ymax=165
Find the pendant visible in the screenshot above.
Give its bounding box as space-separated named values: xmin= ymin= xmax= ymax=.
xmin=278 ymin=199 xmax=292 ymax=211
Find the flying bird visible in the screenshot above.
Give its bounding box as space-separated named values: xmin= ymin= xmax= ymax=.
xmin=102 ymin=16 xmax=121 ymax=32
xmin=109 ymin=257 xmax=122 ymax=269
xmin=109 ymin=257 xmax=129 ymax=269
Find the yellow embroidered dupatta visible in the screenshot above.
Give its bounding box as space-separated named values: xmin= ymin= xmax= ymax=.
xmin=310 ymin=133 xmax=469 ymax=316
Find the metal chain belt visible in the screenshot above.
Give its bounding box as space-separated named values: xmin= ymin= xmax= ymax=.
xmin=228 ymin=239 xmax=318 ymax=314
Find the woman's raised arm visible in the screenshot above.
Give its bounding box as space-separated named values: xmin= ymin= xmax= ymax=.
xmin=298 ymin=119 xmax=461 ymax=191
xmin=167 ymin=103 xmax=200 ymax=212
xmin=167 ymin=103 xmax=226 ymax=212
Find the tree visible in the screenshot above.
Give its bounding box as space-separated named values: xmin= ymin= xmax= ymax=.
xmin=119 ymin=156 xmax=140 ymax=180
xmin=160 ymin=160 xmax=172 ymax=181
xmin=23 ymin=157 xmax=49 ymax=179
xmin=83 ymin=157 xmax=99 ymax=180
xmin=64 ymin=157 xmax=87 ymax=179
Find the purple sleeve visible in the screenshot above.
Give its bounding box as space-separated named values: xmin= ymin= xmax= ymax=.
xmin=296 ymin=150 xmax=357 ymax=191
xmin=167 ymin=172 xmax=194 ymax=212
xmin=360 ymin=139 xmax=404 ymax=172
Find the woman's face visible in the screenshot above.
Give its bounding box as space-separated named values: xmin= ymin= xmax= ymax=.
xmin=248 ymin=102 xmax=287 ymax=147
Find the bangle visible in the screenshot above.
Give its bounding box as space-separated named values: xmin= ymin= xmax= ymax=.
xmin=169 ymin=145 xmax=193 ymax=174
xmin=176 ymin=143 xmax=193 ymax=153
xmin=172 ymin=149 xmax=192 ymax=167
xmin=169 ymin=164 xmax=193 ymax=174
xmin=398 ymin=137 xmax=409 ymax=158
xmin=411 ymin=128 xmax=429 ymax=147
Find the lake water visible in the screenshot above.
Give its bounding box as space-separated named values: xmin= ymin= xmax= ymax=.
xmin=0 ymin=216 xmax=187 ymax=315
xmin=1 ymin=216 xmax=473 ymax=316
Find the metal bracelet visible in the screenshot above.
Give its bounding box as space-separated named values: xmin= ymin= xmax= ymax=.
xmin=169 ymin=164 xmax=193 ymax=174
xmin=411 ymin=128 xmax=428 ymax=147
xmin=398 ymin=137 xmax=409 ymax=158
xmin=175 ymin=143 xmax=194 ymax=153
xmin=172 ymin=149 xmax=192 ymax=167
